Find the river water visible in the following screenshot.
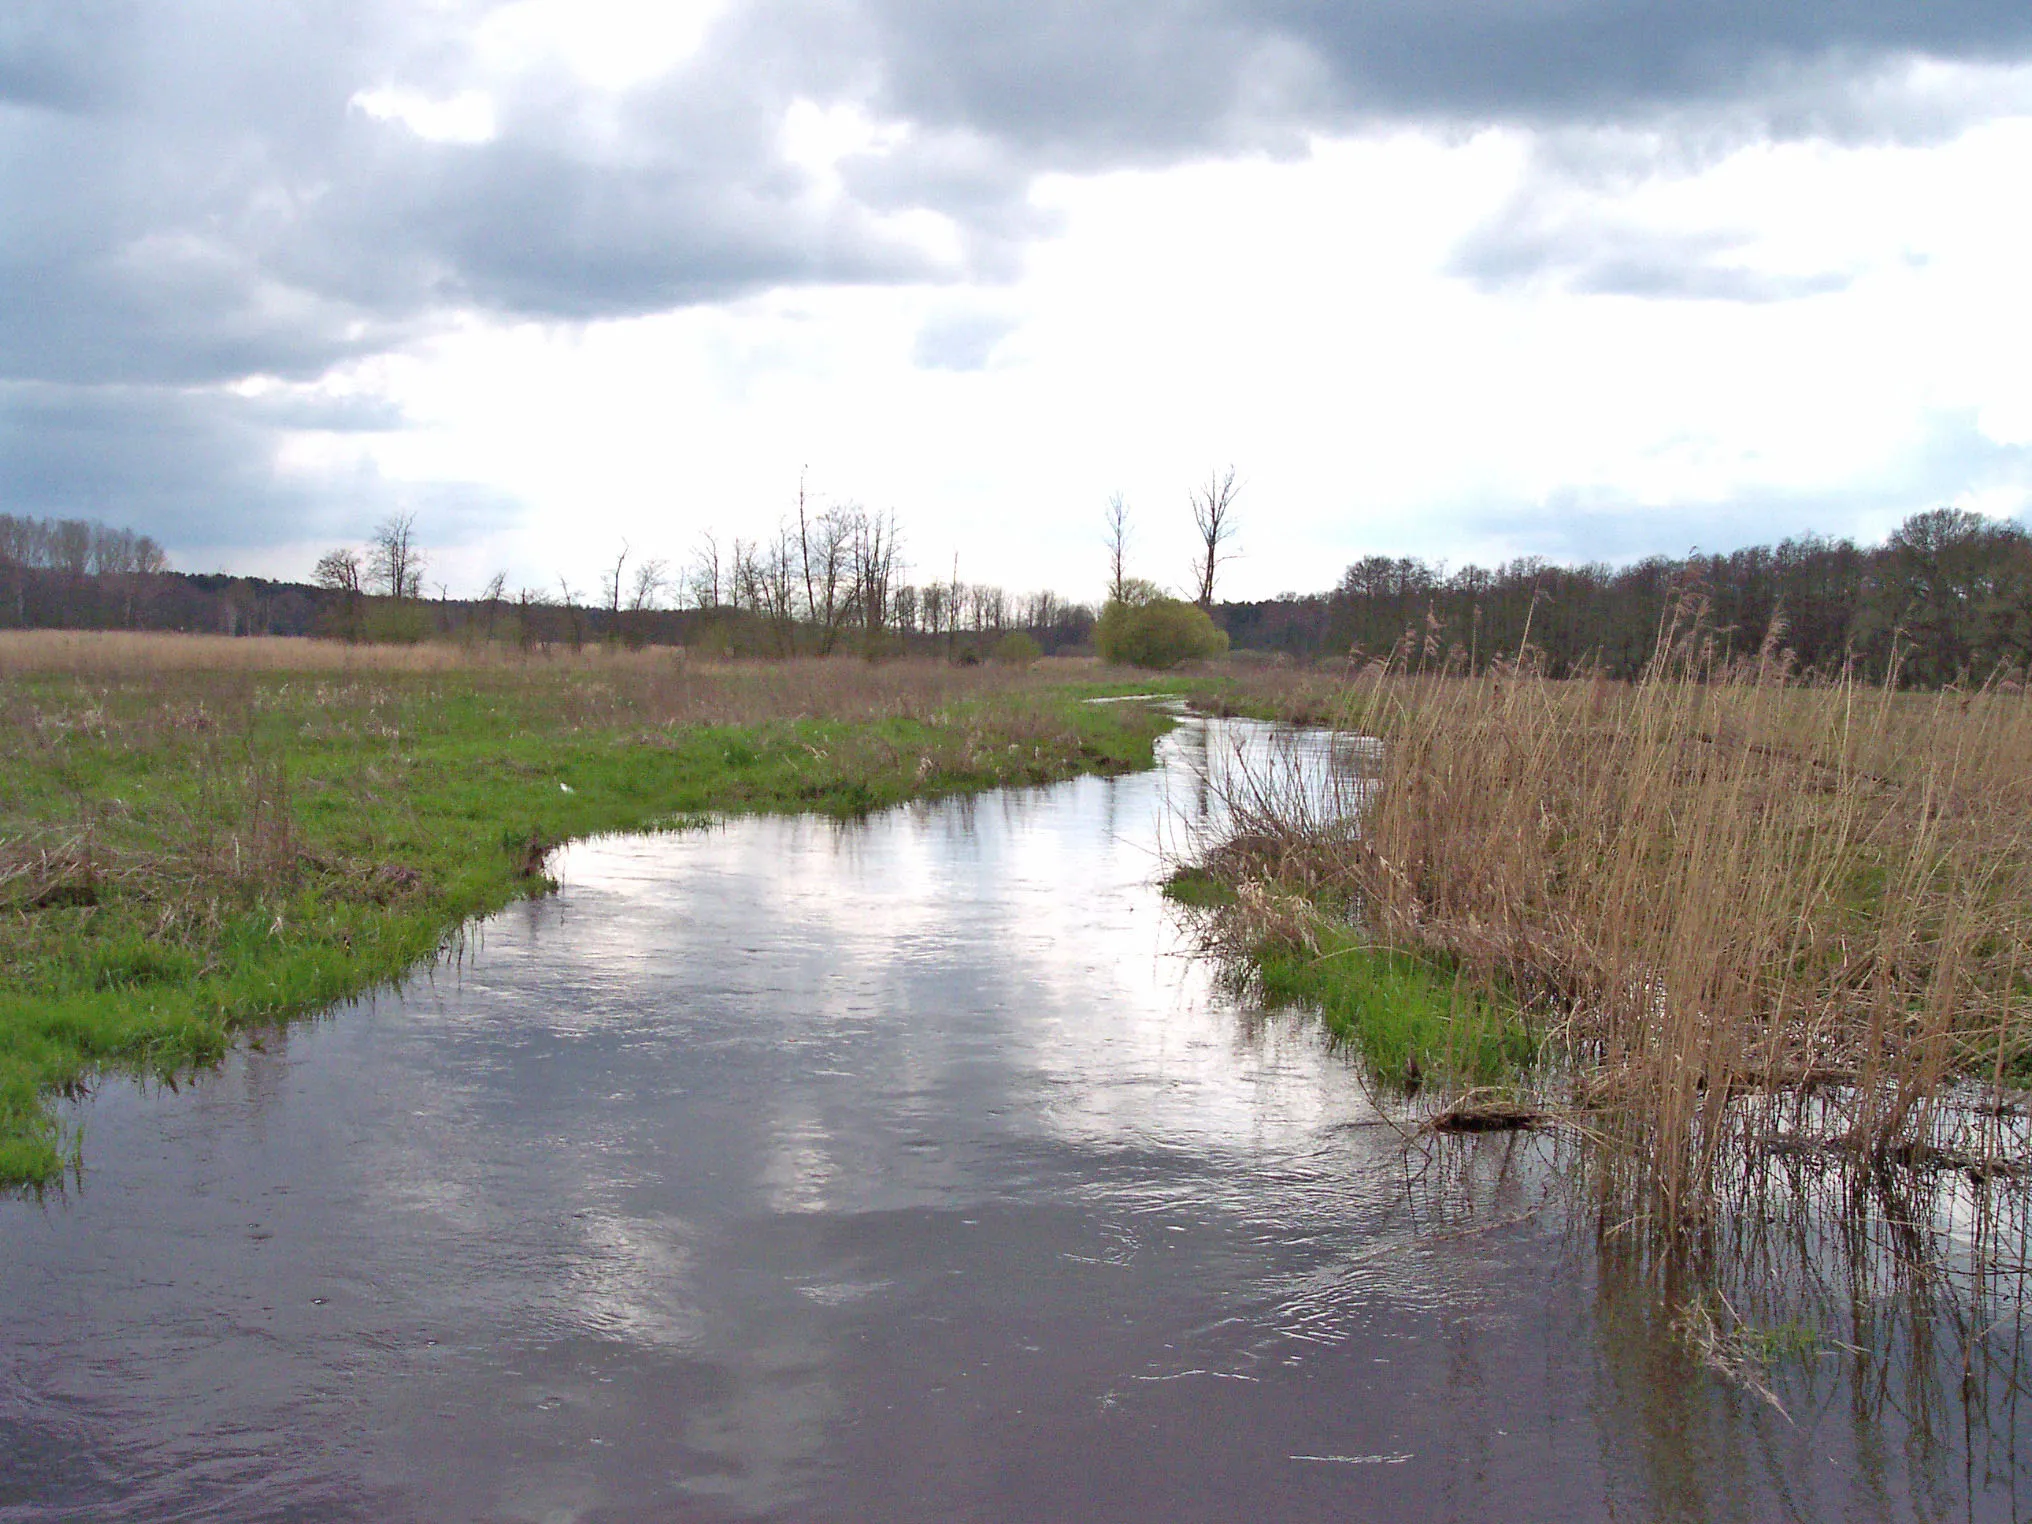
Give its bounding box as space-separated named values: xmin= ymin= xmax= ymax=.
xmin=2 ymin=718 xmax=2025 ymax=1522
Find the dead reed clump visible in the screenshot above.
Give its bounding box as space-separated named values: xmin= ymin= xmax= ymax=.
xmin=1421 ymin=1089 xmax=1549 ymax=1134
xmin=1211 ymin=595 xmax=2032 ymax=1220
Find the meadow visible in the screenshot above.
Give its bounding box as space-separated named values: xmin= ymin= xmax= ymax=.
xmin=0 ymin=633 xmax=1180 ymax=1185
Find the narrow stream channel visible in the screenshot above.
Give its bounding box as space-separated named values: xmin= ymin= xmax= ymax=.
xmin=2 ymin=719 xmax=2024 ymax=1522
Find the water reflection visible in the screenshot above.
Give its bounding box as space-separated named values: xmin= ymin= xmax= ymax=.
xmin=0 ymin=719 xmax=2023 ymax=1522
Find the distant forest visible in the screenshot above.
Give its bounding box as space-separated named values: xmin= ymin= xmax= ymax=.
xmin=1227 ymin=508 xmax=2032 ymax=686
xmin=5 ymin=507 xmax=2031 ymax=685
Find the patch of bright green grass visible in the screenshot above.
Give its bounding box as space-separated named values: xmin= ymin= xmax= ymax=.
xmin=1160 ymin=866 xmax=1240 ymax=908
xmin=1253 ymin=924 xmax=1536 ymax=1086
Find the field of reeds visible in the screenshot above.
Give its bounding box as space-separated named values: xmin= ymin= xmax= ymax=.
xmin=0 ymin=633 xmax=1183 ymax=1186
xmin=1188 ymin=606 xmax=2032 ymax=1219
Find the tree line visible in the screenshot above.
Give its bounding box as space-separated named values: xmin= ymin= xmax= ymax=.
xmin=1221 ymin=508 xmax=2032 ymax=685
xmin=9 ymin=501 xmax=2032 ymax=686
xmin=309 ymin=499 xmax=1102 ymax=656
xmin=1 ymin=513 xmax=177 ymax=630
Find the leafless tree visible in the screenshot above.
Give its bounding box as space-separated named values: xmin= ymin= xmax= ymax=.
xmin=893 ymin=584 xmax=918 ymax=634
xmin=1104 ymin=492 xmax=1132 ymax=604
xmin=602 ymin=542 xmax=630 ymax=620
xmin=1189 ymin=467 xmax=1239 ymax=608
xmin=314 ymin=547 xmax=366 ymax=640
xmin=479 ymin=571 xmax=508 ymax=641
xmin=556 ymin=575 xmax=584 ymax=651
xmin=51 ymin=519 xmax=90 ymax=577
xmin=688 ymin=530 xmax=722 ymax=610
xmin=965 ymin=584 xmax=1006 ymax=632
xmin=947 ymin=554 xmax=963 ymax=659
xmin=920 ymin=581 xmax=946 ymax=640
xmin=759 ymin=528 xmax=799 ymax=655
xmin=629 ymin=557 xmax=667 ymax=612
xmin=515 ymin=587 xmax=540 ymax=652
xmin=851 ymin=508 xmax=902 ymax=651
xmin=369 ymin=513 xmax=425 ymax=600
xmin=798 ymin=495 xmax=855 ymax=655
xmin=733 ymin=526 xmax=799 ymax=654
xmin=314 ymin=547 xmax=363 ymax=597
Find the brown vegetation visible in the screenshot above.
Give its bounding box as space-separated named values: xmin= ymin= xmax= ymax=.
xmin=1207 ymin=599 xmax=2032 ymax=1218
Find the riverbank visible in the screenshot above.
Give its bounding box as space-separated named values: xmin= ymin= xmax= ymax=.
xmin=1177 ymin=639 xmax=2032 ymax=1213
xmin=0 ymin=638 xmax=1185 ymax=1185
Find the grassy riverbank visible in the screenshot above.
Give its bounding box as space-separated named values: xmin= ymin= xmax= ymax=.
xmin=0 ymin=635 xmax=1183 ymax=1185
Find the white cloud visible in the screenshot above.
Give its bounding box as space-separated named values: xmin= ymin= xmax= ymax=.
xmin=474 ymin=0 xmax=729 ymax=92
xmin=261 ymin=104 xmax=2032 ymax=599
xmin=349 ymin=85 xmax=498 ymax=145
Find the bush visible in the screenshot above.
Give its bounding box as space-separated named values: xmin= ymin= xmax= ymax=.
xmin=1095 ymin=598 xmax=1229 ymax=669
xmin=361 ymin=598 xmax=432 ymax=645
xmin=993 ymin=631 xmax=1042 ymax=666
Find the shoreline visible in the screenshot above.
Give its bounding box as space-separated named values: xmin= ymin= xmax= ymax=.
xmin=1 ymin=649 xmax=1185 ymax=1186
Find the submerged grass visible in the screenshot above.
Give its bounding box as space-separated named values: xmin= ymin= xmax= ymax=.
xmin=0 ymin=637 xmax=1182 ymax=1185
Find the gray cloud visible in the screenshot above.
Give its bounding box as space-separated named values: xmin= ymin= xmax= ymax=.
xmin=4 ymin=0 xmax=2030 ymax=560
xmin=0 ymin=381 xmax=504 ymax=553
xmin=1449 ymin=217 xmax=1857 ymax=302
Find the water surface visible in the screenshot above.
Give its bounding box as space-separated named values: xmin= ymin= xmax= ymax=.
xmin=1 ymin=719 xmax=2021 ymax=1522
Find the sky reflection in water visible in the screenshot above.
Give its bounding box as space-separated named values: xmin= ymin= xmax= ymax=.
xmin=0 ymin=719 xmax=2021 ymax=1522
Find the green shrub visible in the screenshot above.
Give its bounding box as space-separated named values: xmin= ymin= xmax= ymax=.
xmin=993 ymin=631 xmax=1042 ymax=666
xmin=361 ymin=599 xmax=432 ymax=645
xmin=1095 ymin=597 xmax=1229 ymax=669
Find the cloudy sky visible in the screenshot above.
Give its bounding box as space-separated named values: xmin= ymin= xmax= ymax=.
xmin=5 ymin=1 xmax=2031 ymax=602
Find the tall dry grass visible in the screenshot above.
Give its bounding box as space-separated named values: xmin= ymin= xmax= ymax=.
xmin=1215 ymin=600 xmax=2032 ymax=1217
xmin=0 ymin=630 xmax=504 ymax=674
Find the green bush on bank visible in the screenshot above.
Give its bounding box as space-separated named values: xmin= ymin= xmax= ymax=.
xmin=993 ymin=631 xmax=1042 ymax=666
xmin=1095 ymin=597 xmax=1229 ymax=669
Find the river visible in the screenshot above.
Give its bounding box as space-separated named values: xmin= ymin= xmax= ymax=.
xmin=1 ymin=718 xmax=2022 ymax=1521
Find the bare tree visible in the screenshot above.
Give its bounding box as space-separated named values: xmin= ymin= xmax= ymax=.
xmin=798 ymin=497 xmax=854 ymax=654
xmin=369 ymin=513 xmax=425 ymax=600
xmin=759 ymin=526 xmax=799 ymax=655
xmin=734 ymin=526 xmax=799 ymax=654
xmin=556 ymin=575 xmax=584 ymax=651
xmin=602 ymin=542 xmax=630 ymax=621
xmin=947 ymin=554 xmax=962 ymax=659
xmin=314 ymin=547 xmax=365 ymax=641
xmin=629 ymin=557 xmax=667 ymax=612
xmin=515 ymin=587 xmax=540 ymax=652
xmin=1188 ymin=467 xmax=1240 ymax=608
xmin=688 ymin=530 xmax=722 ymax=610
xmin=479 ymin=571 xmax=508 ymax=641
xmin=851 ymin=508 xmax=901 ymax=652
xmin=51 ymin=519 xmax=90 ymax=577
xmin=1104 ymin=492 xmax=1132 ymax=604
xmin=314 ymin=547 xmax=363 ymax=597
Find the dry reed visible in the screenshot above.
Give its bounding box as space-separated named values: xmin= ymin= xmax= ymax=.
xmin=1210 ymin=598 xmax=2032 ymax=1218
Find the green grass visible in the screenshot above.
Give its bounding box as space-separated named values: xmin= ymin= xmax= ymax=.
xmin=1159 ymin=866 xmax=1240 ymax=908
xmin=0 ymin=658 xmax=1179 ymax=1185
xmin=1252 ymin=924 xmax=1537 ymax=1087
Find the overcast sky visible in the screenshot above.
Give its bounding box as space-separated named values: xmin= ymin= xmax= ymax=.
xmin=5 ymin=1 xmax=2031 ymax=602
